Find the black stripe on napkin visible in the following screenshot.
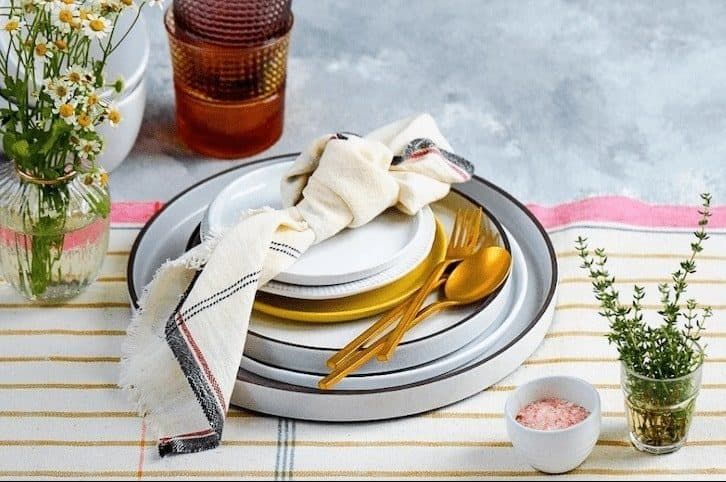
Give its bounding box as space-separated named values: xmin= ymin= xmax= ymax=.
xmin=161 ymin=271 xmax=224 ymax=456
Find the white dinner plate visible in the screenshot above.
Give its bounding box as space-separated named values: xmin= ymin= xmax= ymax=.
xmin=202 ymin=162 xmax=435 ymax=287
xmin=239 ymin=232 xmax=528 ymax=390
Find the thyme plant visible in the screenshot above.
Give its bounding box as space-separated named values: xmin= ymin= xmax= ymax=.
xmin=575 ymin=193 xmax=713 ymax=451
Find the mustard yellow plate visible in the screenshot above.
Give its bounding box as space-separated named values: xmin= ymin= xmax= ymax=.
xmin=253 ymin=220 xmax=447 ymax=323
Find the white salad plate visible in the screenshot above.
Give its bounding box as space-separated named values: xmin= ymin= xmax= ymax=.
xmin=244 ymin=193 xmax=512 ymax=375
xmin=239 ymin=232 xmax=528 ymax=390
xmin=128 ymin=154 xmax=558 ymax=422
xmin=259 ymin=206 xmax=435 ymax=300
xmin=202 ymin=162 xmax=435 ymax=288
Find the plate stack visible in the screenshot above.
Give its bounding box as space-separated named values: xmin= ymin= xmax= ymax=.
xmin=129 ymin=157 xmax=558 ymax=421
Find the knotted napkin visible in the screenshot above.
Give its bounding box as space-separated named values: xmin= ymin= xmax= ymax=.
xmin=121 ymin=114 xmax=475 ymax=456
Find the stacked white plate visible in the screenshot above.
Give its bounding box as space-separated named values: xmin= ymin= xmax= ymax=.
xmin=128 ymin=155 xmax=558 ymax=421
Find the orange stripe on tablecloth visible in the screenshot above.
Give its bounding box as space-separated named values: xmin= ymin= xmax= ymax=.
xmin=0 ymin=329 xmax=125 ymax=336
xmin=557 ymin=251 xmax=726 ymax=261
xmin=557 ymin=302 xmax=726 ymax=311
xmin=2 ymin=438 xmax=725 ymax=448
xmin=0 ymin=356 xmax=119 ymax=363
xmin=136 ymin=421 xmax=147 ymax=480
xmin=560 ymin=276 xmax=726 ymax=285
xmin=0 ymin=302 xmax=130 ymax=309
xmin=0 ymin=411 xmax=137 ymax=418
xmin=0 ymin=383 xmax=118 ymax=389
xmin=3 ymin=468 xmax=726 ymax=478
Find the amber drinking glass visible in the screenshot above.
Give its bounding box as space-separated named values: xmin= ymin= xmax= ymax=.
xmin=166 ymin=8 xmax=292 ymax=159
xmin=173 ymin=0 xmax=292 ymax=45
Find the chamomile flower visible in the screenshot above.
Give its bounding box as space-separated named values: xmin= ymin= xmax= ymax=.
xmin=53 ymin=38 xmax=68 ymax=52
xmin=53 ymin=4 xmax=78 ymax=33
xmin=33 ymin=35 xmax=54 ymax=60
xmin=45 ymin=79 xmax=72 ymax=105
xmin=22 ymin=0 xmax=36 ymax=14
xmin=75 ymin=138 xmax=102 ymax=160
xmin=118 ymin=0 xmax=137 ymax=10
xmin=76 ymin=112 xmax=94 ymax=131
xmin=63 ymin=65 xmax=93 ymax=85
xmin=54 ymin=101 xmax=78 ymax=125
xmin=82 ymin=14 xmax=111 ymax=40
xmin=3 ymin=17 xmax=26 ymax=35
xmin=106 ymin=104 xmax=121 ymax=127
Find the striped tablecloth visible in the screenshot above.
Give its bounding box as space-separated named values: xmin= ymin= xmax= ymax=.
xmin=1 ymin=196 xmax=725 ymax=480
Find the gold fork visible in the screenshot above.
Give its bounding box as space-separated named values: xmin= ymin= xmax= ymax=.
xmin=377 ymin=207 xmax=482 ymax=361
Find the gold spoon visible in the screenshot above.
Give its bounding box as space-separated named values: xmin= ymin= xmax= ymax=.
xmin=319 ymin=246 xmax=513 ymax=390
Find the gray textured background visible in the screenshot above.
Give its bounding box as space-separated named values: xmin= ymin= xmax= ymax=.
xmin=112 ymin=0 xmax=725 ymax=204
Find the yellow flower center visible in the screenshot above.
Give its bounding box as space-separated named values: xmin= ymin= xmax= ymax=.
xmin=62 ymin=0 xmax=75 ymax=4
xmin=54 ymin=39 xmax=68 ymax=50
xmin=86 ymin=94 xmax=99 ymax=106
xmin=58 ymin=9 xmax=74 ymax=23
xmin=68 ymin=72 xmax=82 ymax=83
xmin=99 ymin=172 xmax=109 ymax=187
xmin=108 ymin=109 xmax=121 ymax=124
xmin=58 ymin=104 xmax=75 ymax=118
xmin=4 ymin=20 xmax=19 ymax=32
xmin=121 ymin=0 xmax=133 ymax=5
xmin=34 ymin=44 xmax=48 ymax=56
xmin=79 ymin=8 xmax=91 ymax=20
xmin=89 ymin=19 xmax=105 ymax=32
xmin=78 ymin=114 xmax=92 ymax=128
xmin=54 ymin=85 xmax=68 ymax=98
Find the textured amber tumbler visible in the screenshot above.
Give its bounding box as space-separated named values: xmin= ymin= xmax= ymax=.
xmin=166 ymin=9 xmax=292 ymax=159
xmin=173 ymin=0 xmax=292 ymax=45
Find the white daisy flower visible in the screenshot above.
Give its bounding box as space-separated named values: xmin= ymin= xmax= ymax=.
xmin=44 ymin=79 xmax=72 ymax=105
xmin=118 ymin=0 xmax=138 ymax=10
xmin=54 ymin=101 xmax=78 ymax=125
xmin=106 ymin=104 xmax=122 ymax=127
xmin=53 ymin=4 xmax=78 ymax=32
xmin=82 ymin=14 xmax=111 ymax=39
xmin=2 ymin=17 xmax=26 ymax=35
xmin=33 ymin=35 xmax=54 ymax=60
xmin=63 ymin=65 xmax=93 ymax=85
xmin=76 ymin=112 xmax=95 ymax=132
xmin=76 ymin=138 xmax=102 ymax=160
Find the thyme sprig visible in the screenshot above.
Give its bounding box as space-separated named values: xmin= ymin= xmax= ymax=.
xmin=576 ymin=193 xmax=712 ymax=379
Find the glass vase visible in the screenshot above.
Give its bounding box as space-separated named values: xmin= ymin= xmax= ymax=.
xmin=621 ymin=360 xmax=702 ymax=455
xmin=0 ymin=161 xmax=110 ymax=302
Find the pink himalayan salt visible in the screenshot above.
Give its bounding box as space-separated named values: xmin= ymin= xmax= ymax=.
xmin=515 ymin=398 xmax=590 ymax=431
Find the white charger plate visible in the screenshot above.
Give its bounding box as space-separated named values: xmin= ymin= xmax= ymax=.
xmin=202 ymin=162 xmax=435 ymax=287
xmin=239 ymin=232 xmax=528 ymax=390
xmin=127 ymin=154 xmax=558 ymax=422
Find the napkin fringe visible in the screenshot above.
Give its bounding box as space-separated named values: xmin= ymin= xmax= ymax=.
xmin=119 ymin=243 xmax=217 ymax=454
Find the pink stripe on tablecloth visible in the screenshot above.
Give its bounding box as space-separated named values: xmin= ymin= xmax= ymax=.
xmin=110 ymin=196 xmax=726 ymax=230
xmin=527 ymin=196 xmax=726 ymax=230
xmin=111 ymin=202 xmax=164 ymax=224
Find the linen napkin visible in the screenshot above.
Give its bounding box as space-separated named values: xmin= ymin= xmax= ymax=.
xmin=120 ymin=114 xmax=475 ymax=456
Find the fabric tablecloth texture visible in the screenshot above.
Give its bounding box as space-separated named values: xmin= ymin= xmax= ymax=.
xmin=0 ymin=196 xmax=725 ymax=479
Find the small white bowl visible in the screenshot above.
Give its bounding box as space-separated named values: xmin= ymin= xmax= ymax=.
xmin=505 ymin=376 xmax=601 ymax=474
xmin=97 ymin=77 xmax=147 ymax=172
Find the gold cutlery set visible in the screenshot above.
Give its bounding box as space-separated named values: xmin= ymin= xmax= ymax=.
xmin=320 ymin=209 xmax=513 ymax=389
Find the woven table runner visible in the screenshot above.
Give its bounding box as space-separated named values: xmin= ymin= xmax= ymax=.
xmin=0 ymin=196 xmax=724 ymax=480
